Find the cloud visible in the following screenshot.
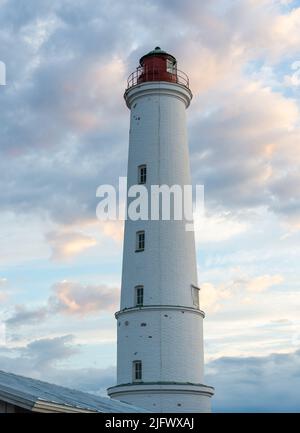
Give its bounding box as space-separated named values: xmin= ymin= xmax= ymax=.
xmin=0 ymin=333 xmax=115 ymax=394
xmin=0 ymin=0 xmax=299 ymax=231
xmin=24 ymin=335 xmax=78 ymax=369
xmin=9 ymin=271 xmax=282 ymax=328
xmin=269 ymin=171 xmax=300 ymax=227
xmin=1 ymin=335 xmax=300 ymax=410
xmin=191 ymin=83 xmax=300 ymax=221
xmin=47 ymin=229 xmax=97 ymax=260
xmin=0 ymin=278 xmax=8 ymax=303
xmin=0 ymin=294 xmax=8 ymax=303
xmin=284 ymin=60 xmax=300 ymax=86
xmin=0 ymin=277 xmax=9 ymax=303
xmin=244 ymin=274 xmax=284 ymax=293
xmin=48 ymin=281 xmax=119 ymax=315
xmin=195 ymin=212 xmax=248 ymax=244
xmin=207 ymin=348 xmax=300 ymax=412
xmin=0 ymin=213 xmax=51 ymax=266
xmin=101 ymin=220 xmax=124 ymax=243
xmin=0 ymin=335 xmax=77 ymax=374
xmin=0 ymin=1 xmax=130 ymax=228
xmin=6 ymin=281 xmax=120 ymax=327
xmin=6 ymin=305 xmax=48 ymax=327
xmin=200 ymin=271 xmax=285 ymax=313
xmin=46 ymin=365 xmax=115 ymax=395
xmin=200 ymin=282 xmax=231 ymax=313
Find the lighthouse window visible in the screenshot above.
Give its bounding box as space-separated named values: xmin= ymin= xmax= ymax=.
xmin=136 ymin=231 xmax=145 ymax=252
xmin=191 ymin=284 xmax=200 ymax=308
xmin=166 ymin=58 xmax=176 ymax=74
xmin=133 ymin=360 xmax=142 ymax=381
xmin=138 ymin=164 xmax=147 ymax=184
xmin=135 ymin=285 xmax=144 ymax=306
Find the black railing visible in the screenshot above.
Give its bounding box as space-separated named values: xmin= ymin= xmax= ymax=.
xmin=127 ymin=65 xmax=189 ymax=89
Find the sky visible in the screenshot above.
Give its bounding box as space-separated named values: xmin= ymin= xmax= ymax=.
xmin=0 ymin=0 xmax=300 ymax=412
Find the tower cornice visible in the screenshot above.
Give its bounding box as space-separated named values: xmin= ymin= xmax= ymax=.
xmin=107 ymin=382 xmax=215 ymax=407
xmin=124 ymin=81 xmax=193 ymax=109
xmin=115 ymin=304 xmax=205 ymax=319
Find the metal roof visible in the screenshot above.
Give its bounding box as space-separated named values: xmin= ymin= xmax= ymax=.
xmin=139 ymin=46 xmax=177 ymax=65
xmin=145 ymin=46 xmax=167 ymax=56
xmin=0 ymin=370 xmax=146 ymax=413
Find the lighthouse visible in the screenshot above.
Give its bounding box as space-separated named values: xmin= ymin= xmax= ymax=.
xmin=107 ymin=47 xmax=214 ymax=412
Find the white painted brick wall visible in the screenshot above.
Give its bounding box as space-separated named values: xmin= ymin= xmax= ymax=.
xmin=115 ymin=391 xmax=212 ymax=413
xmin=117 ymin=308 xmax=204 ymax=384
xmin=109 ymin=82 xmax=213 ymax=412
xmin=121 ymin=84 xmax=198 ymax=309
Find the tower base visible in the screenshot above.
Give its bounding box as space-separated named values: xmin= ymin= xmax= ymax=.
xmin=107 ymin=382 xmax=214 ymax=413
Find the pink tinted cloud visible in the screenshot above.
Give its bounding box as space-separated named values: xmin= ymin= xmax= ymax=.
xmin=49 ymin=281 xmax=119 ymax=316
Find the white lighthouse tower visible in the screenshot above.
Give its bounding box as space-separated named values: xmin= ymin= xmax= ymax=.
xmin=107 ymin=47 xmax=214 ymax=412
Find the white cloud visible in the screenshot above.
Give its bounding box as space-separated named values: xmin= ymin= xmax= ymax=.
xmin=195 ymin=212 xmax=248 ymax=244
xmin=284 ymin=60 xmax=300 ymax=86
xmin=47 ymin=229 xmax=97 ymax=260
xmin=0 ymin=278 xmax=8 ymax=303
xmin=101 ymin=220 xmax=124 ymax=243
xmin=0 ymin=213 xmax=50 ymax=265
xmin=200 ymin=271 xmax=284 ymax=314
xmin=207 ymin=348 xmax=300 ymax=412
xmin=200 ymin=282 xmax=231 ymax=313
xmin=245 ymin=274 xmax=284 ymax=293
xmin=6 ymin=280 xmax=120 ymax=328
xmin=49 ymin=281 xmax=119 ymax=315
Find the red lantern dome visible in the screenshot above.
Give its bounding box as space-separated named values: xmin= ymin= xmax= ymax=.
xmin=127 ymin=47 xmax=189 ymax=89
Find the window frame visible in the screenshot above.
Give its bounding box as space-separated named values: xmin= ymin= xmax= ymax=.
xmin=166 ymin=58 xmax=176 ymax=74
xmin=133 ymin=360 xmax=142 ymax=382
xmin=135 ymin=285 xmax=144 ymax=307
xmin=138 ymin=164 xmax=147 ymax=185
xmin=191 ymin=284 xmax=200 ymax=308
xmin=136 ymin=230 xmax=145 ymax=252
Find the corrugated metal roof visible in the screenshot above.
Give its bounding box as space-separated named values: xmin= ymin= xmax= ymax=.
xmin=0 ymin=370 xmax=146 ymax=413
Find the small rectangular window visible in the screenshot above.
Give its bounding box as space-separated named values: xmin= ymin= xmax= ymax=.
xmin=166 ymin=58 xmax=176 ymax=74
xmin=136 ymin=231 xmax=145 ymax=252
xmin=133 ymin=360 xmax=142 ymax=381
xmin=135 ymin=285 xmax=144 ymax=306
xmin=138 ymin=164 xmax=147 ymax=184
xmin=191 ymin=284 xmax=200 ymax=308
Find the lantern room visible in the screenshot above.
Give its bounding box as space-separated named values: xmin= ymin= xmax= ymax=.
xmin=127 ymin=47 xmax=189 ymax=89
